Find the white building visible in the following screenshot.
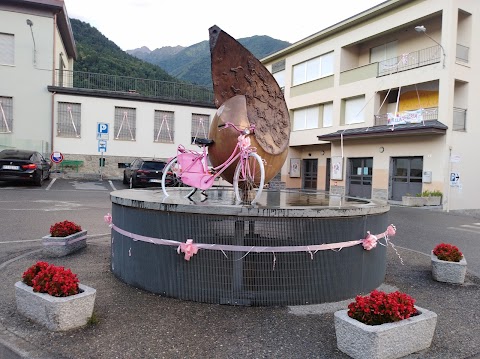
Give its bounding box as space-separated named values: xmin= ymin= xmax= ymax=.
xmin=263 ymin=0 xmax=478 ymax=211
xmin=0 ymin=0 xmax=216 ymax=178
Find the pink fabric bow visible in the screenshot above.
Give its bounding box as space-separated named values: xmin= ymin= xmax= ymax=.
xmin=177 ymin=239 xmax=199 ymax=261
xmin=238 ymin=135 xmax=251 ymax=149
xmin=385 ymin=224 xmax=396 ymax=237
xmin=104 ymin=213 xmax=113 ymax=228
xmin=362 ymin=232 xmax=378 ymax=251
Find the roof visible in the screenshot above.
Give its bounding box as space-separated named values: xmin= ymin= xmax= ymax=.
xmin=0 ymin=0 xmax=77 ymax=60
xmin=316 ymin=120 xmax=448 ymax=142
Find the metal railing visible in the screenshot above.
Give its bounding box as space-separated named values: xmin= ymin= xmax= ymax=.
xmin=377 ymin=45 xmax=441 ymax=76
xmin=453 ymin=107 xmax=466 ymax=131
xmin=374 ymin=107 xmax=438 ymax=126
xmin=54 ymin=70 xmax=214 ymax=105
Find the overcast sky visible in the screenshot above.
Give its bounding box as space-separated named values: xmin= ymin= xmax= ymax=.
xmin=65 ymin=0 xmax=386 ymax=51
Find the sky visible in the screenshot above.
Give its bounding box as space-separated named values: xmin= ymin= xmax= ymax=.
xmin=65 ymin=0 xmax=386 ymax=51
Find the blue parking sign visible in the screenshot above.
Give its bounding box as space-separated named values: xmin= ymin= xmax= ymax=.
xmin=97 ymin=122 xmax=109 ymax=140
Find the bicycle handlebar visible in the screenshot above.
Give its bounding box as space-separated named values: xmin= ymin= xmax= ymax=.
xmin=218 ymin=122 xmax=255 ymax=135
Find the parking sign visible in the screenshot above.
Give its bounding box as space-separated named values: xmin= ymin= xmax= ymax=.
xmin=97 ymin=123 xmax=109 ymax=140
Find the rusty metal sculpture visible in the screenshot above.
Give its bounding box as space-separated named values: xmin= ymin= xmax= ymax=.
xmin=208 ymin=25 xmax=290 ymax=184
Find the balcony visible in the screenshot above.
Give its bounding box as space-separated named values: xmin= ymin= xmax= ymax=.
xmin=377 ymin=45 xmax=441 ymax=77
xmin=53 ymin=70 xmax=214 ymax=105
xmin=374 ymin=107 xmax=438 ymax=126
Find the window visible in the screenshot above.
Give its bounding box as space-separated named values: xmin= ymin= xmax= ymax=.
xmin=114 ymin=107 xmax=136 ymax=141
xmin=322 ymin=102 xmax=333 ymax=128
xmin=154 ymin=110 xmax=174 ymax=143
xmin=344 ymin=96 xmax=365 ymax=125
xmin=292 ymin=52 xmax=334 ymax=86
xmin=272 ymin=60 xmax=286 ymax=91
xmin=0 ymin=33 xmax=14 ymax=65
xmin=371 ymin=41 xmax=397 ymax=74
xmin=191 ymin=113 xmax=209 ymax=143
xmin=57 ymin=102 xmax=81 ymax=137
xmin=293 ymin=106 xmax=319 ymax=131
xmin=0 ymin=96 xmax=13 ymax=133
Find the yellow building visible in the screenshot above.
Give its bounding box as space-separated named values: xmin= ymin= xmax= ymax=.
xmin=263 ymin=0 xmax=477 ymax=211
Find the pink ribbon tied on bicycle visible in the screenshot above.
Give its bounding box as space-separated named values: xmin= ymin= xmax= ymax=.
xmin=177 ymin=239 xmax=199 ymax=261
xmin=238 ymin=135 xmax=251 ymax=149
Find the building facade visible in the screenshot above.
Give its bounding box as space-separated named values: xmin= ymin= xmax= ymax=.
xmin=263 ymin=0 xmax=478 ymax=211
xmin=0 ymin=0 xmax=216 ymax=179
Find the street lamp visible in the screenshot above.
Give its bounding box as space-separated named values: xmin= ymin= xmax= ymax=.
xmin=415 ymin=25 xmax=446 ymax=68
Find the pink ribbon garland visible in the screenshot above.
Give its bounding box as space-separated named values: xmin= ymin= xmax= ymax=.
xmin=104 ymin=213 xmax=396 ymax=261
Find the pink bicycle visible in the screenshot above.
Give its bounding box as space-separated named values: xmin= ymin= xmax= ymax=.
xmin=161 ymin=122 xmax=265 ymax=204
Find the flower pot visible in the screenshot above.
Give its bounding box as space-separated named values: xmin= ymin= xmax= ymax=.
xmin=42 ymin=230 xmax=87 ymax=257
xmin=334 ymin=306 xmax=437 ymax=359
xmin=425 ymin=196 xmax=441 ymax=206
xmin=431 ymin=251 xmax=467 ymax=284
xmin=401 ymin=196 xmax=426 ymax=207
xmin=15 ymin=281 xmax=96 ymax=331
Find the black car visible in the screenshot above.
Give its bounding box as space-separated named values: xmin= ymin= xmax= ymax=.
xmin=0 ymin=149 xmax=51 ymax=186
xmin=123 ymin=158 xmax=174 ymax=188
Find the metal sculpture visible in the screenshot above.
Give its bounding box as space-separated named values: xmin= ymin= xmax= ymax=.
xmin=208 ymin=25 xmax=290 ymax=184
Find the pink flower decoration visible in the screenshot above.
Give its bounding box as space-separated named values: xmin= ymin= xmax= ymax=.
xmin=362 ymin=233 xmax=378 ymax=251
xmin=386 ymin=224 xmax=396 ymax=237
xmin=177 ymin=239 xmax=199 ymax=261
xmin=104 ymin=213 xmax=113 ymax=228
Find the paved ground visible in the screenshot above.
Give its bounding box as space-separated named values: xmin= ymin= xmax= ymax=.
xmin=1 ymin=180 xmax=480 ymax=358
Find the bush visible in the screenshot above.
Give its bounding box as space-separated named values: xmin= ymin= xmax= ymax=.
xmin=347 ymin=290 xmax=417 ymax=325
xmin=49 ymin=220 xmax=82 ymax=237
xmin=22 ymin=262 xmax=79 ymax=297
xmin=433 ymin=243 xmax=463 ymax=262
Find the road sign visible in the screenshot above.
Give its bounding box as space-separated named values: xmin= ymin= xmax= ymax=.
xmin=450 ymin=172 xmax=460 ymax=187
xmin=98 ymin=140 xmax=107 ymax=153
xmin=97 ymin=122 xmax=109 ymax=140
xmin=50 ymin=152 xmax=64 ymax=164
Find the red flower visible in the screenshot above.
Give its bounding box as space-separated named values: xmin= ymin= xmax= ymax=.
xmin=49 ymin=220 xmax=82 ymax=237
xmin=347 ymin=290 xmax=417 ymax=325
xmin=433 ymin=243 xmax=463 ymax=262
xmin=22 ymin=261 xmax=79 ymax=297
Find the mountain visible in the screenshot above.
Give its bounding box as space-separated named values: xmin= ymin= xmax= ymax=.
xmin=70 ymin=19 xmax=182 ymax=83
xmin=127 ymin=36 xmax=291 ymax=87
xmin=70 ymin=18 xmax=291 ymax=89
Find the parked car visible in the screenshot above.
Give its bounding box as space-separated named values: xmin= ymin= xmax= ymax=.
xmin=0 ymin=149 xmax=51 ymax=186
xmin=123 ymin=158 xmax=174 ymax=188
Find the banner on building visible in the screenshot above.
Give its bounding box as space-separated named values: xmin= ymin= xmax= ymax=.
xmin=387 ymin=109 xmax=424 ymax=125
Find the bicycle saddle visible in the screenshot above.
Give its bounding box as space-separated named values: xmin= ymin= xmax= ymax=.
xmin=193 ymin=138 xmax=214 ymax=146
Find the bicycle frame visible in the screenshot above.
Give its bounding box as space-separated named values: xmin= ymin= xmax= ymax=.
xmin=175 ymin=124 xmax=256 ymax=191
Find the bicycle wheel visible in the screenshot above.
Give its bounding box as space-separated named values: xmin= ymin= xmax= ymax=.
xmin=161 ymin=157 xmax=196 ymax=198
xmin=233 ymin=152 xmax=265 ymax=204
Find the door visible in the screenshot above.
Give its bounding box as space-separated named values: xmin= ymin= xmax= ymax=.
xmin=348 ymin=158 xmax=373 ymax=199
xmin=302 ymin=159 xmax=317 ymax=190
xmin=391 ymin=157 xmax=423 ymax=200
xmin=325 ymin=158 xmax=331 ymax=192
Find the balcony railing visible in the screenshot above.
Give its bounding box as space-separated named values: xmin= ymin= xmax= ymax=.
xmin=54 ymin=70 xmax=214 ymax=105
xmin=374 ymin=107 xmax=438 ymax=126
xmin=377 ymin=45 xmax=441 ymax=76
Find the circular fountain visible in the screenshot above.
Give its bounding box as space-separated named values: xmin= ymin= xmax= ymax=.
xmin=109 ymin=188 xmax=389 ymax=306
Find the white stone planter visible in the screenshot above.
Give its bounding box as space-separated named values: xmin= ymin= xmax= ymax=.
xmin=334 ymin=306 xmax=437 ymax=359
xmin=402 ymin=196 xmax=426 ymax=207
xmin=15 ymin=281 xmax=96 ymax=331
xmin=42 ymin=230 xmax=87 ymax=257
xmin=425 ymin=196 xmax=442 ymax=206
xmin=431 ymin=251 xmax=467 ymax=284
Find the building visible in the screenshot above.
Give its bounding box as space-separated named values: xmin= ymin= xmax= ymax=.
xmin=262 ymin=0 xmax=478 ymax=211
xmin=0 ymin=0 xmax=216 ymax=178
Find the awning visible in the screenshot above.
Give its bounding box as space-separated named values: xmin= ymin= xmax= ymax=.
xmin=317 ymin=120 xmax=448 ymax=142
